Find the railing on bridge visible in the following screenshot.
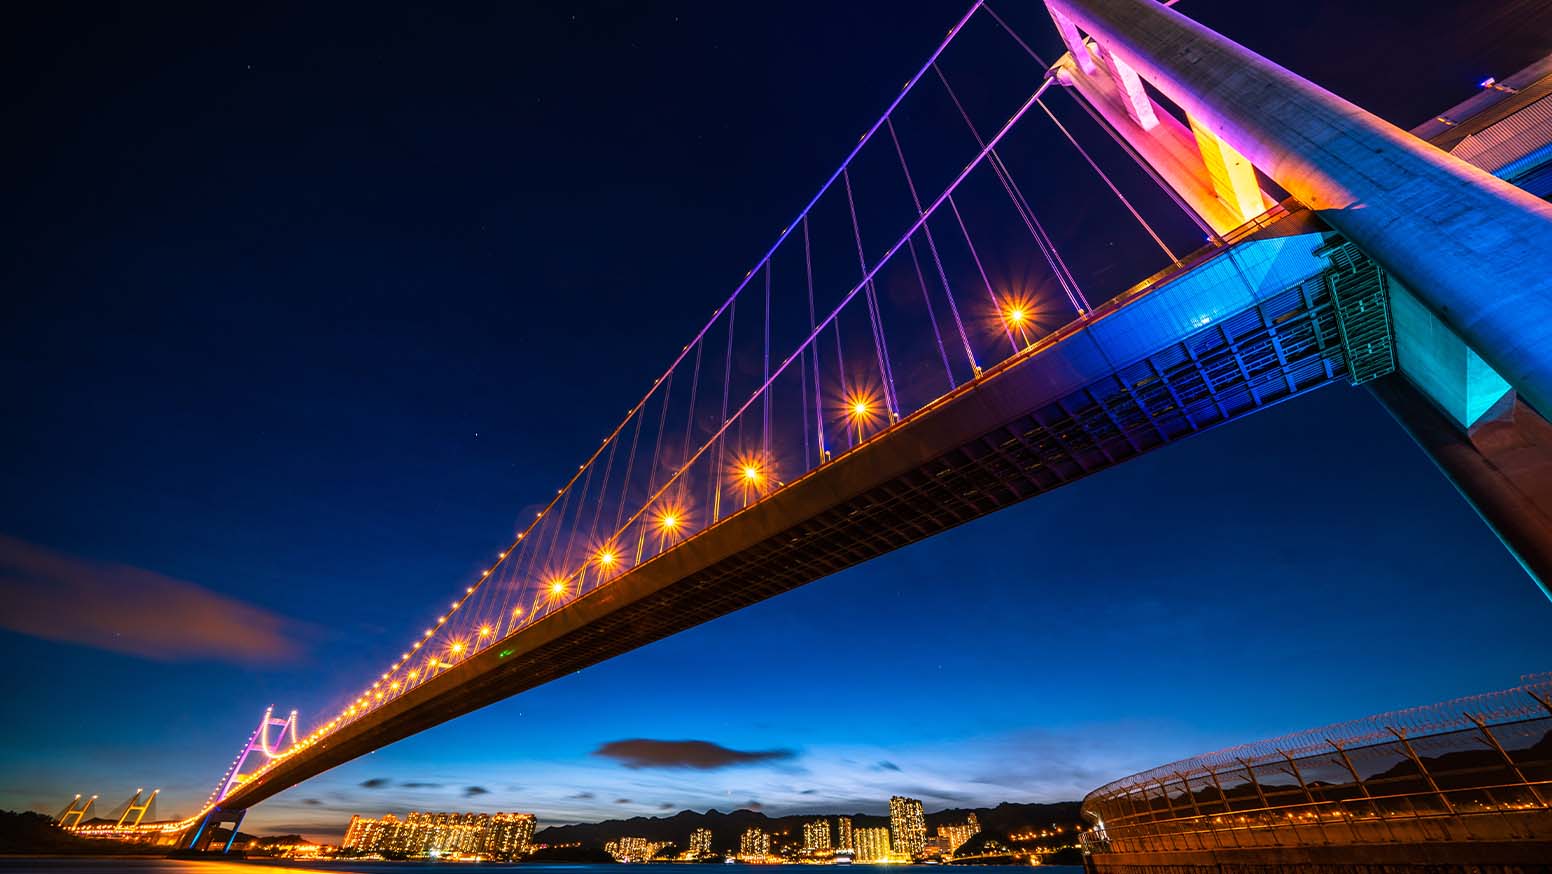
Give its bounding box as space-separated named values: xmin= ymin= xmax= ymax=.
xmin=1079 ymin=677 xmax=1552 ymax=856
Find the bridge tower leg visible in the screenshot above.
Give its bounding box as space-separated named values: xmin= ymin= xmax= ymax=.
xmin=222 ymin=809 xmax=246 ymax=854
xmin=56 ymin=794 xmax=96 ymax=829
xmin=186 ymin=806 xmax=247 ymax=853
xmin=121 ymin=788 xmax=158 ymax=827
xmin=1044 ymin=0 xmax=1552 ymax=598
xmin=186 ymin=810 xmax=214 ymax=851
xmin=1371 ymin=378 xmax=1552 ymax=600
xmin=1043 ymin=0 xmax=1552 ymax=413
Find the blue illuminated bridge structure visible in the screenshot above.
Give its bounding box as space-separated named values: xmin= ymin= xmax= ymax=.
xmin=65 ymin=0 xmax=1552 ymax=856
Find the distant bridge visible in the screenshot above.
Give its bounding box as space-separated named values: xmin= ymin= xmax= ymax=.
xmin=63 ymin=0 xmax=1552 ymax=851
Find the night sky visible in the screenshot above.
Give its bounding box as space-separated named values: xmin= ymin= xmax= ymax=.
xmin=4 ymin=0 xmax=1552 ymax=843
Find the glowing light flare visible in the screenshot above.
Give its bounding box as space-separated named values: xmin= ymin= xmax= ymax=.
xmin=449 ymin=641 xmax=466 ymax=655
xmin=479 ymin=625 xmax=493 ymax=637
xmin=596 ymin=548 xmax=618 ymax=568
xmin=998 ymin=293 xmax=1040 ymax=347
xmin=840 ymin=389 xmax=887 ymax=445
xmin=549 ymin=579 xmax=569 ymax=597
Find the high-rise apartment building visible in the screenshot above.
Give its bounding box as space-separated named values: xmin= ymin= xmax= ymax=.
xmin=340 ymin=810 xmax=534 ymax=858
xmin=854 ymin=826 xmax=892 ymax=862
xmin=889 ymin=796 xmax=927 ymax=858
xmin=739 ymin=827 xmax=771 ymax=860
xmin=688 ymin=827 xmax=714 ymax=858
xmin=604 ymin=836 xmax=669 ymax=862
xmin=938 ymin=812 xmax=981 ymax=853
xmin=836 ymin=816 xmax=854 ymax=852
xmin=803 ymin=818 xmax=832 ymax=853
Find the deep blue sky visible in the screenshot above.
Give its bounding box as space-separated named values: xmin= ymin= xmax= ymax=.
xmin=3 ymin=0 xmax=1551 ymax=843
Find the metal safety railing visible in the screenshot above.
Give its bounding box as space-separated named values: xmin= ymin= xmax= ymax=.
xmin=1081 ymin=678 xmax=1552 ymax=855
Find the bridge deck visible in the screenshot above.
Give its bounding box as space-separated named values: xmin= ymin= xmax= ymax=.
xmin=223 ymin=217 xmax=1354 ymax=810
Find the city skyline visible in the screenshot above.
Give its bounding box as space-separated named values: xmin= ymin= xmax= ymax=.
xmin=5 ymin=0 xmax=1552 ymax=850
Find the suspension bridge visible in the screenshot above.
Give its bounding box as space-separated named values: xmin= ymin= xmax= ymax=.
xmin=58 ymin=0 xmax=1552 ymax=853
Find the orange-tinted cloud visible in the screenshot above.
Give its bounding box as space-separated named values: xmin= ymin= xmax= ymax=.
xmin=0 ymin=534 xmax=300 ymax=663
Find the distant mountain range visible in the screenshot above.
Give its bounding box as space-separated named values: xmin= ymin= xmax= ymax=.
xmin=535 ymin=801 xmax=1083 ymax=851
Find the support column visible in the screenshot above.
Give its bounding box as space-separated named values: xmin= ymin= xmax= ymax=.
xmin=1047 ymin=0 xmax=1552 ymax=417
xmin=186 ymin=810 xmax=214 ymax=851
xmin=1369 ymin=375 xmax=1552 ymax=601
xmin=222 ymin=809 xmax=246 ymax=854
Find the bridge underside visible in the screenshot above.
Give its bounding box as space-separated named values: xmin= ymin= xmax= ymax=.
xmin=223 ymin=217 xmax=1360 ymax=810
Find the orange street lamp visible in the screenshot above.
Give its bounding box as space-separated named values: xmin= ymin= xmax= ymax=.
xmin=1003 ymin=300 xmax=1032 ymax=346
xmin=846 ymin=395 xmax=874 ymax=445
xmin=738 ymin=461 xmax=767 ymax=508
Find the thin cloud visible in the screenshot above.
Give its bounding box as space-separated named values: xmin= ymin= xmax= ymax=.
xmin=595 ymin=739 xmax=795 ymax=770
xmin=401 ymin=782 xmax=443 ymax=789
xmin=360 ymin=778 xmax=389 ymax=789
xmin=463 ymin=786 xmax=490 ymax=797
xmin=0 ymin=535 xmax=300 ymax=663
xmin=874 ymin=761 xmax=901 ymax=772
xmin=615 ymin=798 xmax=633 ymax=805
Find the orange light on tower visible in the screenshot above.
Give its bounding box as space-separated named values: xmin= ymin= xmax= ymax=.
xmin=549 ymin=578 xmax=568 ymax=598
xmin=449 ymin=640 xmax=466 ymax=656
xmin=479 ymin=624 xmax=493 ymax=637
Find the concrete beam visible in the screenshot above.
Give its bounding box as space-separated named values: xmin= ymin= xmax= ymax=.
xmin=1047 ymin=0 xmax=1552 ymax=418
xmin=1188 ymin=113 xmax=1268 ymax=222
xmin=1101 ymin=46 xmax=1159 ymax=130
xmin=1048 ymin=7 xmax=1096 ymax=75
xmin=1389 ymin=278 xmax=1512 ymax=429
